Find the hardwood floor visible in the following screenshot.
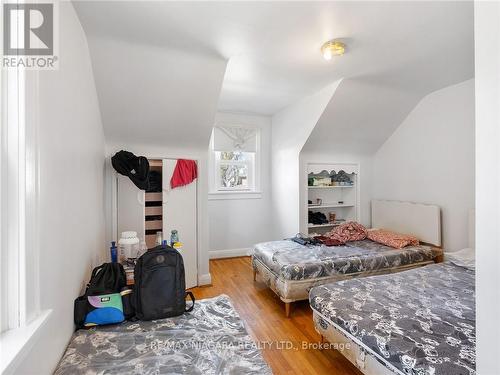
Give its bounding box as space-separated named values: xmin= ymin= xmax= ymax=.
xmin=190 ymin=257 xmax=362 ymax=375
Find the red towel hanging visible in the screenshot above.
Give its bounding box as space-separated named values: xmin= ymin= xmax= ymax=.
xmin=170 ymin=159 xmax=198 ymax=189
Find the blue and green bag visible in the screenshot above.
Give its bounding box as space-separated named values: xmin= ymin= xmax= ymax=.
xmin=83 ymin=293 xmax=125 ymax=327
xmin=74 ymin=263 xmax=131 ymax=329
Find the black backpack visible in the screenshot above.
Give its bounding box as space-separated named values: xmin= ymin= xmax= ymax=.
xmin=133 ymin=245 xmax=195 ymax=320
xmin=86 ymin=263 xmax=127 ymax=295
xmin=74 ymin=263 xmax=127 ymax=329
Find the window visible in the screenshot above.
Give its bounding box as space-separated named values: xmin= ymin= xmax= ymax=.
xmin=209 ymin=125 xmax=261 ymax=198
xmin=1 ymin=59 xmax=27 ymax=333
xmin=0 ymin=23 xmax=47 ymax=372
xmin=216 ymin=151 xmax=254 ymax=190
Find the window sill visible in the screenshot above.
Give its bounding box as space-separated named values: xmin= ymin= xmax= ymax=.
xmin=0 ymin=309 xmax=52 ymax=374
xmin=208 ymin=191 xmax=263 ymax=200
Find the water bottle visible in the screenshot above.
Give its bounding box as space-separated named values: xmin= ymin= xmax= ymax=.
xmin=170 ymin=230 xmax=179 ymax=246
xmin=138 ymin=241 xmax=148 ymax=257
xmin=110 ymin=241 xmax=118 ymax=263
xmin=155 ymin=231 xmax=163 ymax=246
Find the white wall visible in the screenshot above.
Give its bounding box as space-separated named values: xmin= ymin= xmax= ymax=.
xmin=475 ymin=2 xmax=500 ymax=373
xmin=271 ymin=81 xmax=340 ymax=238
xmin=301 ymin=78 xmax=423 ymax=155
xmin=208 ymin=112 xmax=273 ymax=255
xmin=372 ymin=79 xmax=475 ymax=251
xmin=11 ymin=3 xmax=106 ymax=374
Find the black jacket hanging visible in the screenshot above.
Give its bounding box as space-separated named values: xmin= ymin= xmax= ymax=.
xmin=111 ymin=150 xmax=150 ymax=190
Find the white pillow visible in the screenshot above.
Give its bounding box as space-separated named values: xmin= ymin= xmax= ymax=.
xmin=445 ymin=248 xmax=475 ymax=269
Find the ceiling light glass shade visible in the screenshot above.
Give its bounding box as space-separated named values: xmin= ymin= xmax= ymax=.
xmin=321 ymin=40 xmax=346 ymax=60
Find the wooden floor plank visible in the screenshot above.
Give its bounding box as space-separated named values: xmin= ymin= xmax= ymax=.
xmin=190 ymin=256 xmax=362 ymax=375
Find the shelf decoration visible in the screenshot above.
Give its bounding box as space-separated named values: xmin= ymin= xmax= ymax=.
xmin=308 ymin=169 xmax=354 ymax=187
xmin=308 ymin=170 xmax=332 ymax=186
xmin=306 ymin=163 xmax=359 ymax=233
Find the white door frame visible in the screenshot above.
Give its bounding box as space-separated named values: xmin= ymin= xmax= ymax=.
xmin=110 ymin=156 xmax=200 ymax=286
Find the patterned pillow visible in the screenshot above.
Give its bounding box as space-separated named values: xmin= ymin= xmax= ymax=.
xmin=325 ymin=221 xmax=367 ymax=243
xmin=367 ymin=229 xmax=419 ymax=249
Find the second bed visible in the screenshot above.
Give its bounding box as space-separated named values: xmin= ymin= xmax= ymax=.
xmin=252 ymin=200 xmax=444 ymax=316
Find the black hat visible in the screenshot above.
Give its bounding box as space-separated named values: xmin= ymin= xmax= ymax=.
xmin=111 ymin=150 xmax=150 ymax=190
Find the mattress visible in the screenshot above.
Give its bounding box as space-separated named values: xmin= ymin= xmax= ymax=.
xmin=253 ymin=239 xmax=439 ymax=281
xmin=55 ymin=295 xmax=272 ymax=375
xmin=310 ymin=262 xmax=475 ymax=375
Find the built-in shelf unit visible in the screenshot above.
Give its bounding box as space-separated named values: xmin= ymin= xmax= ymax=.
xmin=306 ymin=163 xmax=359 ymax=235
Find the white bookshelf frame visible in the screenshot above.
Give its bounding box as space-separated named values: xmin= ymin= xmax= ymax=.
xmin=305 ymin=162 xmax=360 ymax=234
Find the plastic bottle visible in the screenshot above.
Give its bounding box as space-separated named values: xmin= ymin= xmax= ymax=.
xmin=138 ymin=241 xmax=148 ymax=257
xmin=110 ymin=241 xmax=118 ymax=263
xmin=118 ymin=231 xmax=140 ymax=263
xmin=170 ymin=230 xmax=179 ymax=246
xmin=155 ymin=231 xmax=163 ymax=246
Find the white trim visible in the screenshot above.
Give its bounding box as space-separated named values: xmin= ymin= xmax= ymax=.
xmin=0 ymin=309 xmax=52 ymax=375
xmin=209 ymin=247 xmax=253 ymax=259
xmin=24 ymin=69 xmax=41 ymax=324
xmin=2 ymin=58 xmax=29 ymax=331
xmin=208 ymin=191 xmax=262 ymax=200
xmin=198 ymin=273 xmax=212 ymax=286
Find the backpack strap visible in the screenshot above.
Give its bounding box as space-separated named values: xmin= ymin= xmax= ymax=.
xmin=84 ymin=264 xmax=106 ymax=295
xmin=185 ymin=291 xmax=195 ymax=312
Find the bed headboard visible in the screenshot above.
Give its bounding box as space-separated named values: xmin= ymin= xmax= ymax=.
xmin=371 ymin=200 xmax=442 ymax=247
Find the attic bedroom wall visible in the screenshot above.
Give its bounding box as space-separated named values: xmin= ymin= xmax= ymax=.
xmin=208 ymin=112 xmax=273 ymax=256
xmin=11 ymin=2 xmax=106 ymax=374
xmin=372 ymin=79 xmax=475 ymax=252
xmin=271 ymin=81 xmax=341 ymax=239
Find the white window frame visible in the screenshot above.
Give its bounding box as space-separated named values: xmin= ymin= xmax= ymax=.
xmin=209 ymin=125 xmax=262 ymax=200
xmin=1 ymin=38 xmax=27 ymax=336
xmin=0 ymin=3 xmax=48 ymax=370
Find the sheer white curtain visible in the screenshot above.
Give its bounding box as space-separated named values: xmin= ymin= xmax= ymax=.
xmin=213 ymin=126 xmax=257 ymax=152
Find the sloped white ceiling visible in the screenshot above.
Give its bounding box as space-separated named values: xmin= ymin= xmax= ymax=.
xmin=74 ymin=1 xmax=473 ymax=115
xmin=80 ymin=36 xmax=227 ymax=148
xmin=302 ymin=78 xmax=423 ymax=155
xmin=74 ymin=1 xmax=474 ymax=150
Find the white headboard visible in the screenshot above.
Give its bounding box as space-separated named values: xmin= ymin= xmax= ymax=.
xmin=371 ymin=200 xmax=442 ymax=247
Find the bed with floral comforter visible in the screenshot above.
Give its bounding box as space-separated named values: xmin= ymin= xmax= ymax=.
xmin=309 ymin=261 xmax=475 ymax=375
xmin=55 ymin=295 xmax=271 ymax=375
xmin=252 ymin=239 xmax=441 ymax=303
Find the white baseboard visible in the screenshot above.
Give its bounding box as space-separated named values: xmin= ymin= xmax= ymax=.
xmin=209 ymin=247 xmax=253 ymax=260
xmin=198 ymin=273 xmax=212 ymax=286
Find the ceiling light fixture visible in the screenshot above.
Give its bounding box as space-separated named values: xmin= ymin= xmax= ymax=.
xmin=321 ymin=40 xmax=346 ymax=60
